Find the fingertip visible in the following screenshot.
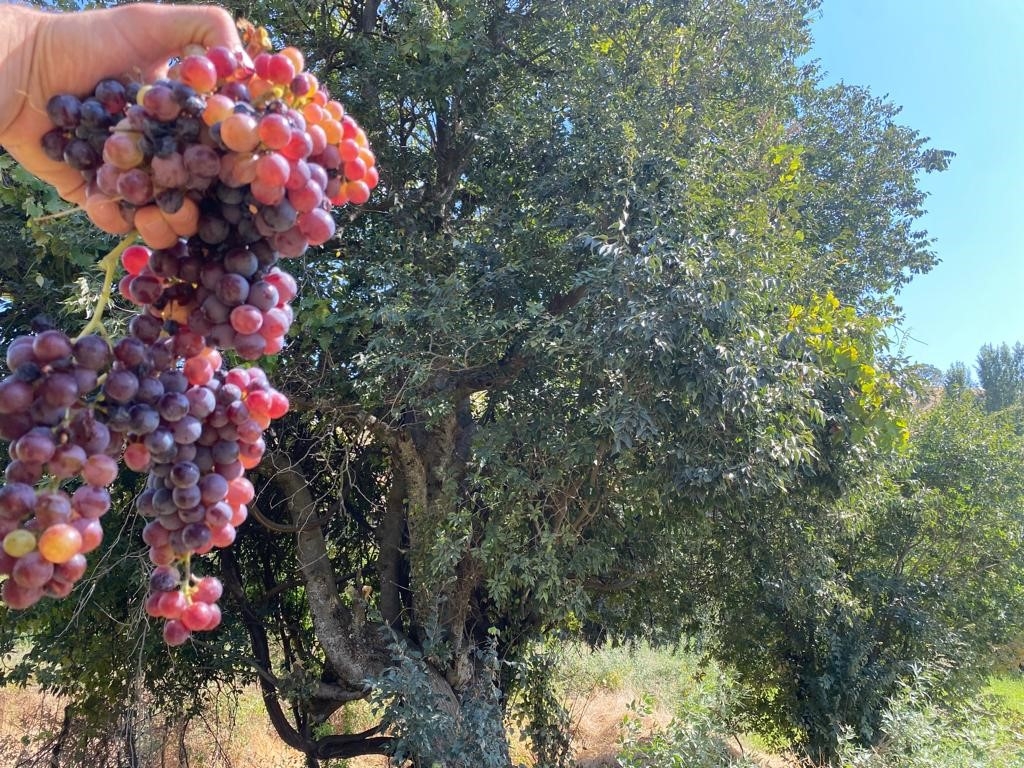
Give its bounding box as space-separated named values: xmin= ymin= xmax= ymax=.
xmin=198 ymin=5 xmax=244 ymax=50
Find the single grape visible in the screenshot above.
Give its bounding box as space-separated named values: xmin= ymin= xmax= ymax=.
xmin=46 ymin=94 xmax=82 ymax=129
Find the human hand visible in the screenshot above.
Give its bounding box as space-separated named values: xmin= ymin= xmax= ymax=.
xmin=0 ymin=3 xmax=241 ymax=205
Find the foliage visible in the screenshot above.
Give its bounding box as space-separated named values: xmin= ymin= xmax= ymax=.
xmin=686 ymin=390 xmax=1024 ymax=764
xmin=839 ymin=672 xmax=1024 ymax=768
xmin=976 ymin=342 xmax=1024 ymax=413
xmin=943 ymin=361 xmax=975 ymax=398
xmin=617 ymin=697 xmax=761 ymax=768
xmin=0 ymin=0 xmax=950 ymax=765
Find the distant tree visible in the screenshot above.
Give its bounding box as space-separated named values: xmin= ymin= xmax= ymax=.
xmin=943 ymin=360 xmax=974 ymax=397
xmin=976 ymin=342 xmax=1024 ymax=412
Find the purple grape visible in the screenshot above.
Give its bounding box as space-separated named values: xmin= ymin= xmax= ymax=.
xmin=235 ymin=334 xmax=267 ymax=360
xmin=216 ymin=460 xmax=243 ymax=481
xmin=74 ymin=366 xmax=99 ymax=394
xmin=216 ymin=274 xmax=250 ymax=306
xmin=13 ymin=552 xmax=55 ymax=590
xmin=186 ymin=387 xmax=216 ymax=418
xmin=159 ymin=371 xmax=188 ymax=395
xmin=201 ymin=295 xmax=230 ymax=323
xmin=73 ymin=334 xmax=112 ymax=370
xmin=13 ymin=428 xmax=56 ymax=464
xmin=142 ymin=84 xmax=180 ymax=121
xmin=144 ymin=429 xmax=175 ymax=456
xmin=103 ymin=369 xmax=140 ymax=403
xmin=48 ymin=444 xmax=87 ymax=479
xmin=223 ymin=247 xmax=258 ymax=277
xmin=0 ymin=378 xmax=34 ymax=415
xmin=117 ymin=168 xmax=154 ymax=206
xmin=40 ymin=372 xmax=79 ymax=407
xmin=205 ymin=502 xmax=232 ymax=528
xmin=199 ymin=473 xmax=229 ymax=505
xmin=169 ymin=461 xmax=200 ymax=488
xmin=36 ymin=492 xmax=72 ymax=526
xmin=5 ymin=460 xmax=42 ymax=485
xmin=198 ymin=215 xmax=229 ymax=244
xmin=0 ymin=483 xmax=36 ymax=520
xmin=248 ymin=282 xmax=280 ymax=312
xmin=151 ymin=153 xmax=188 ymax=189
xmin=33 ymin=330 xmax=73 ymax=364
xmin=63 ymin=138 xmax=100 ymax=170
xmin=129 ymin=275 xmax=164 ymax=305
xmin=180 ymin=522 xmax=212 ymax=550
xmin=158 ymin=392 xmax=190 ymax=422
xmin=69 ymin=411 xmax=111 ymax=454
xmin=199 ymin=262 xmax=226 ymax=291
xmin=46 ymin=94 xmax=82 ymax=129
xmin=149 ymin=565 xmax=180 ymax=592
xmin=211 ymin=440 xmax=239 ymax=465
xmin=128 ymin=404 xmax=161 ymax=435
xmin=172 ymin=484 xmax=202 ymax=510
xmin=94 ymin=79 xmax=127 ymax=114
xmin=260 ymin=200 xmax=297 ymax=232
xmin=71 ymin=485 xmax=111 ymax=519
xmin=116 ymin=337 xmax=149 ymax=367
xmin=79 ymin=99 xmax=110 ymax=128
xmin=137 ymin=489 xmax=158 ymax=517
xmin=41 ymin=129 xmax=71 ymax=162
xmin=156 ymin=188 xmax=185 ymax=214
xmin=153 ymin=488 xmax=176 ymax=515
xmin=194 ymin=446 xmax=214 ymax=473
xmin=129 ymin=314 xmax=163 ymax=344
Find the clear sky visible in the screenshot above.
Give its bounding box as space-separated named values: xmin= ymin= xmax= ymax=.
xmin=809 ymin=0 xmax=1024 ymax=375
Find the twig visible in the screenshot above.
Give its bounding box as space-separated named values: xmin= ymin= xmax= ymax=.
xmin=76 ymin=231 xmax=138 ymax=340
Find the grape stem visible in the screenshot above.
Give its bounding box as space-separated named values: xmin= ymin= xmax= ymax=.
xmin=76 ymin=231 xmax=138 ymax=341
xmin=182 ymin=553 xmax=193 ymax=603
xmin=32 ymin=206 xmax=85 ymax=223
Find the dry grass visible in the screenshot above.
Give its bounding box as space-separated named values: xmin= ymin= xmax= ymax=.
xmin=0 ymin=681 xmax=668 ymax=768
xmin=0 ymin=684 xmax=396 ymax=768
xmin=0 ymin=659 xmax=782 ymax=765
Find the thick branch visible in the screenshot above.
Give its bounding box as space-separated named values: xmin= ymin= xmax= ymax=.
xmin=378 ymin=463 xmax=407 ymax=630
xmin=267 ymin=450 xmax=388 ymax=691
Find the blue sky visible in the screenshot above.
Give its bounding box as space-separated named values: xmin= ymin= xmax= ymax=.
xmin=809 ymin=0 xmax=1024 ymax=374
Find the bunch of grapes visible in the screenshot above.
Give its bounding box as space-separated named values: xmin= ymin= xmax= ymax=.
xmin=0 ymin=331 xmax=116 ymax=608
xmin=118 ymin=239 xmax=296 ymax=360
xmin=42 ymin=42 xmax=377 ymax=257
xmin=0 ymin=30 xmax=377 ymax=645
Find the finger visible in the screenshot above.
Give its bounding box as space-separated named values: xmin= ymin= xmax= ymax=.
xmin=116 ymin=4 xmax=243 ymax=60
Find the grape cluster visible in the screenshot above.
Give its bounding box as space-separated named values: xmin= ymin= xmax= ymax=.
xmin=0 ymin=32 xmax=377 ymax=645
xmin=118 ymin=240 xmax=296 ymax=360
xmin=42 ymin=43 xmax=378 ymax=256
xmin=0 ymin=331 xmax=116 ymax=609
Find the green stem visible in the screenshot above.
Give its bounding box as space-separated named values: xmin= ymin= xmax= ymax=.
xmin=76 ymin=231 xmax=137 ymax=341
xmin=32 ymin=205 xmax=85 ymax=223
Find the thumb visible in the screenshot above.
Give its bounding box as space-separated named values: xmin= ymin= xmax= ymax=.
xmin=109 ymin=3 xmax=243 ymax=59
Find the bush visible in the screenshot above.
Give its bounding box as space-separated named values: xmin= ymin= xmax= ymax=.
xmin=616 ymin=673 xmax=759 ymax=768
xmin=839 ymin=672 xmax=1024 ymax=768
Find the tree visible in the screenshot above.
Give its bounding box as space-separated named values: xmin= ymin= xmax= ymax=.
xmin=943 ymin=360 xmax=974 ymax=397
xmin=976 ymin=341 xmax=1024 ymax=412
xmin=0 ymin=1 xmax=946 ymax=765
xmin=687 ymin=389 xmax=1024 ymax=765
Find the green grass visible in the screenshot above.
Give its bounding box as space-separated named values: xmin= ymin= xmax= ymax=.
xmin=555 ymin=640 xmax=729 ymax=716
xmin=986 ymin=675 xmax=1024 ymax=716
